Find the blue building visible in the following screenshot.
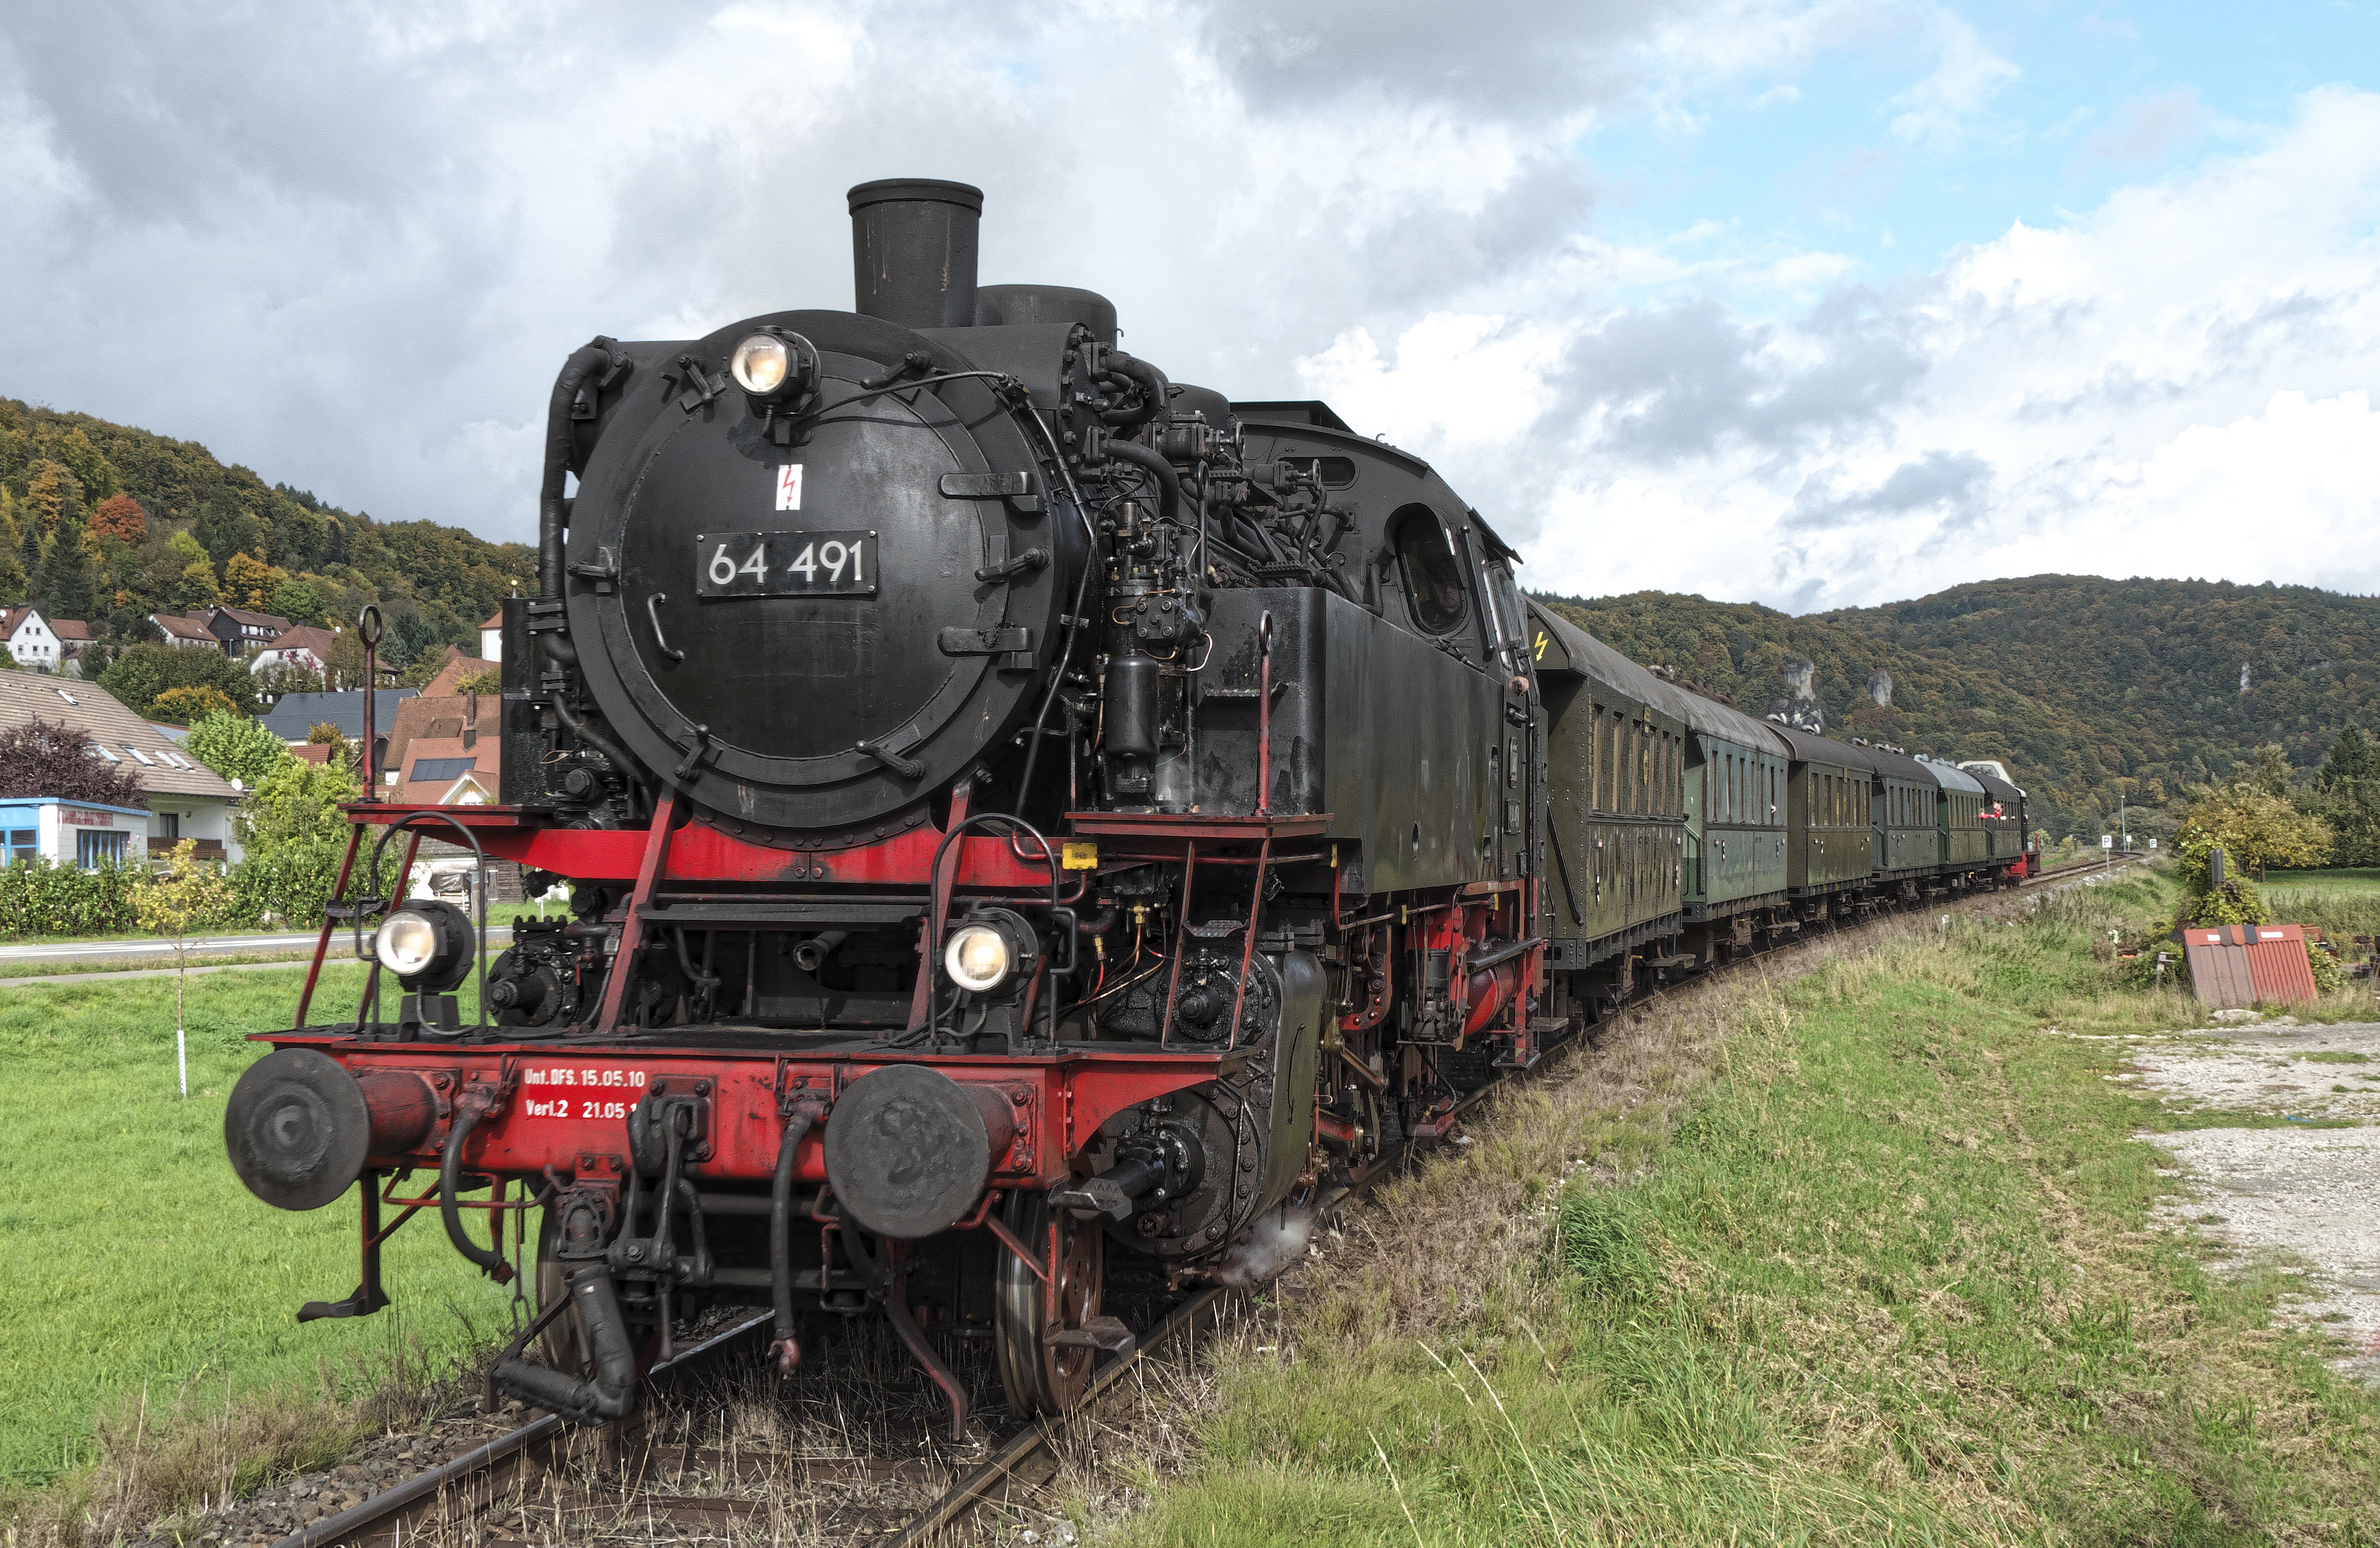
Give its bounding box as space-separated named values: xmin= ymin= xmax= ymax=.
xmin=0 ymin=797 xmax=150 ymax=869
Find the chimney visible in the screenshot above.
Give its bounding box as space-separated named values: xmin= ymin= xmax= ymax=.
xmin=463 ymin=689 xmax=477 ymax=752
xmin=847 ymin=179 xmax=982 ymax=330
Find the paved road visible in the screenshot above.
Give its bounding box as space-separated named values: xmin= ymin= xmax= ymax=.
xmin=0 ymin=931 xmax=325 ymax=964
xmin=0 ymin=923 xmax=516 ymax=966
xmin=0 ymin=958 xmax=369 ymax=988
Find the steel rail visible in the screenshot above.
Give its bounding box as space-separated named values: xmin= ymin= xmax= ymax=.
xmin=888 ymin=1285 xmax=1232 ymax=1546
xmin=264 ymin=1309 xmax=773 ymax=1548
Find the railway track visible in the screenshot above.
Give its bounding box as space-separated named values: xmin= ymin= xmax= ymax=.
xmin=234 ymin=859 xmax=2132 ymax=1548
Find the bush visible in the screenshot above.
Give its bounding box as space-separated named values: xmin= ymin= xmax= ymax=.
xmin=227 ymin=835 xmax=351 ymax=928
xmin=0 ymin=857 xmax=148 ymax=937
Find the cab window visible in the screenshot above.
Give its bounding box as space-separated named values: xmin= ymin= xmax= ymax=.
xmin=1390 ymin=506 xmax=1469 ymax=636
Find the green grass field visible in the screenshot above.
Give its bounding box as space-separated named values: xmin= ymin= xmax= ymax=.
xmin=1116 ymin=872 xmax=2380 ymax=1545
xmin=0 ymin=964 xmax=512 ymax=1491
xmin=2261 ymin=868 xmax=2380 ymax=951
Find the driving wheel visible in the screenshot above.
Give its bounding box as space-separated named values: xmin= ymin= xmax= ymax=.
xmin=994 ymin=1190 xmax=1103 ymax=1415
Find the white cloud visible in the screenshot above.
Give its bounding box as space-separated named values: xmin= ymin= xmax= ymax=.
xmin=1882 ymin=11 xmax=2017 ymax=148
xmin=1304 ymin=84 xmax=2380 ymax=609
xmin=1 ymin=2 xmax=2370 ymax=623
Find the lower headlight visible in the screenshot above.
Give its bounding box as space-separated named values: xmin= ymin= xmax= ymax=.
xmin=375 ymin=910 xmax=441 ymax=976
xmin=943 ymin=923 xmax=1013 ymax=993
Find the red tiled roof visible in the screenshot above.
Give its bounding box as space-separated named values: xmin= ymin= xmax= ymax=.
xmin=422 ymin=646 xmax=497 ymax=698
xmin=49 ymin=618 xmax=93 ymax=642
xmin=152 ymin=613 xmax=216 ymax=642
xmin=264 ymin=624 xmax=338 ymax=659
xmin=396 ymin=733 xmax=496 ymax=803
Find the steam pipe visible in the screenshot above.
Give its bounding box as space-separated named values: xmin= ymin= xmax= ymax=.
xmin=551 ymin=695 xmax=648 ymax=816
xmin=439 ymin=1101 xmax=513 ymax=1281
xmin=1102 ymin=441 xmax=1183 ymax=528
xmin=1098 ymin=351 xmax=1172 ymax=431
xmin=793 ymin=931 xmax=847 ymax=973
xmin=493 ymin=1265 xmax=641 ymax=1421
xmin=539 ymin=338 xmax=620 ymax=601
xmin=769 ymin=1104 xmax=823 ymax=1372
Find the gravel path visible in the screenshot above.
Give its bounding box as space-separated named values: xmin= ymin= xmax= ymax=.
xmin=2109 ymin=1016 xmax=2380 ymax=1381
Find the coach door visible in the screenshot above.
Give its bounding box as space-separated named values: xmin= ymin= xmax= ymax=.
xmin=1474 ymin=545 xmax=1538 ymax=888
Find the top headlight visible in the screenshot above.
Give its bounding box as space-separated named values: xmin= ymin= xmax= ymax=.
xmin=375 ymin=910 xmax=440 ymax=977
xmin=731 ymin=333 xmax=790 ymax=395
xmin=943 ymin=923 xmax=1013 ymax=994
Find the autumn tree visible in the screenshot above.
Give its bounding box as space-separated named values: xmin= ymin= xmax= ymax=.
xmin=325 ymin=629 xmax=373 ymax=690
xmin=24 ymin=461 xmax=83 ymax=530
xmin=2171 ymin=776 xmax=2332 ymax=925
xmin=223 ymin=551 xmax=275 ymax=610
xmin=0 ymin=717 xmax=147 ymax=807
xmin=90 ymin=493 xmax=148 ymax=545
xmin=269 ymin=576 xmax=324 ymax=624
xmin=150 ymin=685 xmax=239 ymax=724
xmin=176 ymin=559 xmax=221 ymax=611
xmin=96 ymin=642 xmax=261 ymax=717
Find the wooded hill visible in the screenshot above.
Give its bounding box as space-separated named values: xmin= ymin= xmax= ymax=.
xmin=1543 ymin=576 xmax=2380 ymax=840
xmin=0 ymin=397 xmax=532 ymax=662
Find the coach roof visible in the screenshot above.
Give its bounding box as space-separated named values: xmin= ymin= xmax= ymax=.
xmin=1526 ymin=603 xmax=1740 ymax=744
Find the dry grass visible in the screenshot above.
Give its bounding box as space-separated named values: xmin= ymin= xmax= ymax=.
xmin=5 ymin=1337 xmax=478 ymax=1548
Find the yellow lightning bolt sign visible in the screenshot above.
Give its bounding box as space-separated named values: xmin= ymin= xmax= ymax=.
xmin=1534 ymin=631 xmax=1547 ymax=662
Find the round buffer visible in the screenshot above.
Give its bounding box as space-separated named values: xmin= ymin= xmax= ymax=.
xmin=225 ymin=1048 xmax=371 ymax=1211
xmin=823 ymin=1065 xmax=995 ymax=1240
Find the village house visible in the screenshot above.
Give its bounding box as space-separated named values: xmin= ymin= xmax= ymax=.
xmin=150 ymin=612 xmax=219 ymax=650
xmin=480 ymin=609 xmax=503 ymax=663
xmin=49 ymin=618 xmax=94 ymax=674
xmin=383 ymin=690 xmax=500 ymax=802
xmin=259 ymin=688 xmax=418 ymax=775
xmin=205 ymin=605 xmax=291 ymax=657
xmin=0 ymin=674 xmax=242 ymax=865
xmin=250 ymin=624 xmax=339 ymax=678
xmin=0 ymin=606 xmax=64 ymax=672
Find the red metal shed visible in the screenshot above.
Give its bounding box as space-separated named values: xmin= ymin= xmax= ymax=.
xmin=2179 ymin=923 xmax=2320 ymax=1009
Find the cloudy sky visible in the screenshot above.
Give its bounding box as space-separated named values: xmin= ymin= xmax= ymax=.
xmin=5 ymin=1 xmax=2376 ymax=611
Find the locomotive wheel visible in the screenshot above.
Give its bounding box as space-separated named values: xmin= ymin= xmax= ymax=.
xmin=994 ymin=1190 xmax=1103 ymax=1416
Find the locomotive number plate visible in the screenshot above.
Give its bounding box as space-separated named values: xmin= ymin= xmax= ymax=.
xmin=695 ymin=530 xmax=877 ymax=597
xmin=519 ymin=1064 xmax=646 ymax=1121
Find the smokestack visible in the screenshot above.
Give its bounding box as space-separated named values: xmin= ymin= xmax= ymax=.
xmin=847 ymin=179 xmax=982 ymax=330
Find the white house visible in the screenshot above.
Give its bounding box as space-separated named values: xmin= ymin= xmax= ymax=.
xmin=251 ymin=624 xmax=338 ymax=678
xmin=0 ymin=606 xmax=63 ymax=672
xmin=0 ymin=675 xmax=244 ymax=864
xmin=479 ymin=610 xmax=502 ymax=664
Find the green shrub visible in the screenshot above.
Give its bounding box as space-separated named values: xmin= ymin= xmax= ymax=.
xmin=227 ymin=835 xmax=353 ymax=928
xmin=0 ymin=857 xmax=147 ymax=937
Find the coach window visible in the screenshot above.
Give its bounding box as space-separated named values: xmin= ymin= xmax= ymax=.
xmin=1390 ymin=506 xmax=1469 ymax=636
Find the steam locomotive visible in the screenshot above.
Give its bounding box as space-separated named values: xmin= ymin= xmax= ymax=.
xmin=223 ymin=180 xmax=2033 ymax=1434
